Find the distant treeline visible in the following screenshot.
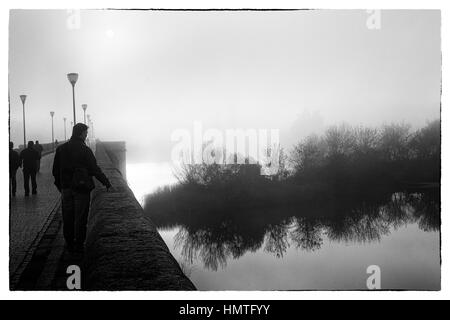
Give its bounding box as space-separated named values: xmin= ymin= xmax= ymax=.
xmin=144 ymin=120 xmax=440 ymax=217
xmin=289 ymin=119 xmax=440 ymax=189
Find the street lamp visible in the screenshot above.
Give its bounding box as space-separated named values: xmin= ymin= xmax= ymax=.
xmin=90 ymin=119 xmax=94 ymax=140
xmin=20 ymin=95 xmax=27 ymax=149
xmin=50 ymin=111 xmax=55 ymax=151
xmin=63 ymin=117 xmax=67 ymax=141
xmin=67 ymin=73 xmax=79 ymax=123
xmin=87 ymin=114 xmax=91 ymax=137
xmin=85 ymin=114 xmax=91 ymax=147
xmin=82 ymin=104 xmax=87 ymax=124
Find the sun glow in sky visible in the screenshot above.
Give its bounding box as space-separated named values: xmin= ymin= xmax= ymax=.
xmin=106 ymin=29 xmax=115 ymax=39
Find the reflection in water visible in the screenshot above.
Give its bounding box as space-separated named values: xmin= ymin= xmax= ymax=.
xmin=148 ymin=189 xmax=440 ymax=272
xmin=290 ymin=217 xmax=323 ymax=252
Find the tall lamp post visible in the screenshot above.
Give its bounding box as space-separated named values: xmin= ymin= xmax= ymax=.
xmin=90 ymin=119 xmax=94 ymax=140
xmin=67 ymin=73 xmax=79 ymax=124
xmin=82 ymin=104 xmax=88 ymax=124
xmin=87 ymin=114 xmax=91 ymax=137
xmin=63 ymin=117 xmax=67 ymax=141
xmin=50 ymin=111 xmax=55 ymax=151
xmin=86 ymin=114 xmax=91 ymax=147
xmin=20 ymin=95 xmax=27 ymax=148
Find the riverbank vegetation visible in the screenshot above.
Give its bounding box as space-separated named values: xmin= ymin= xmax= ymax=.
xmin=144 ymin=120 xmax=440 ymax=217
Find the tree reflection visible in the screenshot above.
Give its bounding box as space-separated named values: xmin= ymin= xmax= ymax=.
xmin=173 ymin=218 xmax=266 ymax=271
xmin=290 ymin=217 xmax=323 ymax=252
xmin=145 ymin=189 xmax=440 ymax=271
xmin=326 ymin=213 xmax=391 ymax=244
xmin=264 ymin=219 xmax=292 ymax=258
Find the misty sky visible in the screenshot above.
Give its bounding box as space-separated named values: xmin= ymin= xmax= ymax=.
xmin=9 ymin=10 xmax=441 ymax=162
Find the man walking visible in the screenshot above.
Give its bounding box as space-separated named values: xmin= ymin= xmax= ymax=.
xmin=9 ymin=142 xmax=21 ymax=197
xmin=52 ymin=123 xmax=111 ymax=253
xmin=20 ymin=141 xmax=40 ymax=196
xmin=34 ymin=140 xmax=43 ymax=172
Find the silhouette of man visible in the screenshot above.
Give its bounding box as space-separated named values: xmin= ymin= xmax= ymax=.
xmin=20 ymin=141 xmax=40 ymax=196
xmin=52 ymin=123 xmax=111 ymax=253
xmin=34 ymin=140 xmax=43 ymax=172
xmin=9 ymin=142 xmax=21 ymax=197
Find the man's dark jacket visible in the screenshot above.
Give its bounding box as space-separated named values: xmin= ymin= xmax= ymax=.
xmin=9 ymin=149 xmax=20 ymax=173
xmin=20 ymin=147 xmax=40 ymax=172
xmin=52 ymin=137 xmax=111 ymax=192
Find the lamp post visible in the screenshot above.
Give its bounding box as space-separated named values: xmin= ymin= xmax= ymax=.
xmin=63 ymin=117 xmax=67 ymax=141
xmin=20 ymin=95 xmax=27 ymax=148
xmin=82 ymin=104 xmax=87 ymax=124
xmin=87 ymin=114 xmax=91 ymax=137
xmin=90 ymin=120 xmax=94 ymax=140
xmin=50 ymin=111 xmax=55 ymax=151
xmin=85 ymin=114 xmax=90 ymax=147
xmin=67 ymin=73 xmax=79 ymax=124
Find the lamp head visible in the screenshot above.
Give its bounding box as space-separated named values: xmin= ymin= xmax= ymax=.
xmin=67 ymin=73 xmax=79 ymax=85
xmin=50 ymin=111 xmax=55 ymax=117
xmin=20 ymin=95 xmax=27 ymax=104
xmin=82 ymin=104 xmax=87 ymax=111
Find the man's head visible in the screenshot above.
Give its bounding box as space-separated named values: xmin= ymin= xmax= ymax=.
xmin=10 ymin=142 xmax=13 ymax=150
xmin=72 ymin=123 xmax=89 ymax=141
xmin=27 ymin=141 xmax=34 ymax=148
xmin=35 ymin=140 xmax=39 ymax=145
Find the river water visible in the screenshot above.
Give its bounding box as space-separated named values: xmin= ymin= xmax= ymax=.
xmin=127 ymin=162 xmax=440 ymax=290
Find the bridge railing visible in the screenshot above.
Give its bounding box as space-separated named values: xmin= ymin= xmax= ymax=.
xmin=82 ymin=141 xmax=196 ymax=290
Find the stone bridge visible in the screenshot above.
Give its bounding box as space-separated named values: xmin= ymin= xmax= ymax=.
xmin=10 ymin=141 xmax=195 ymax=290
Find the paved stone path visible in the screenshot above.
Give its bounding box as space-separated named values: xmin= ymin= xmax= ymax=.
xmin=11 ymin=144 xmax=96 ymax=290
xmin=10 ymin=152 xmax=61 ymax=282
xmin=14 ymin=206 xmax=83 ymax=290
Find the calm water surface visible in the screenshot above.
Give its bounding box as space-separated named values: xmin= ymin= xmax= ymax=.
xmin=127 ymin=163 xmax=440 ymax=290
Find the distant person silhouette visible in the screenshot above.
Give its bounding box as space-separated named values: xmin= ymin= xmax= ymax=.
xmin=20 ymin=141 xmax=40 ymax=196
xmin=34 ymin=140 xmax=43 ymax=172
xmin=9 ymin=142 xmax=21 ymax=197
xmin=54 ymin=139 xmax=59 ymax=148
xmin=52 ymin=123 xmax=111 ymax=254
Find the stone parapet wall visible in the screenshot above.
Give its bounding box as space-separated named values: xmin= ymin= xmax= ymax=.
xmin=83 ymin=141 xmax=196 ymax=290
